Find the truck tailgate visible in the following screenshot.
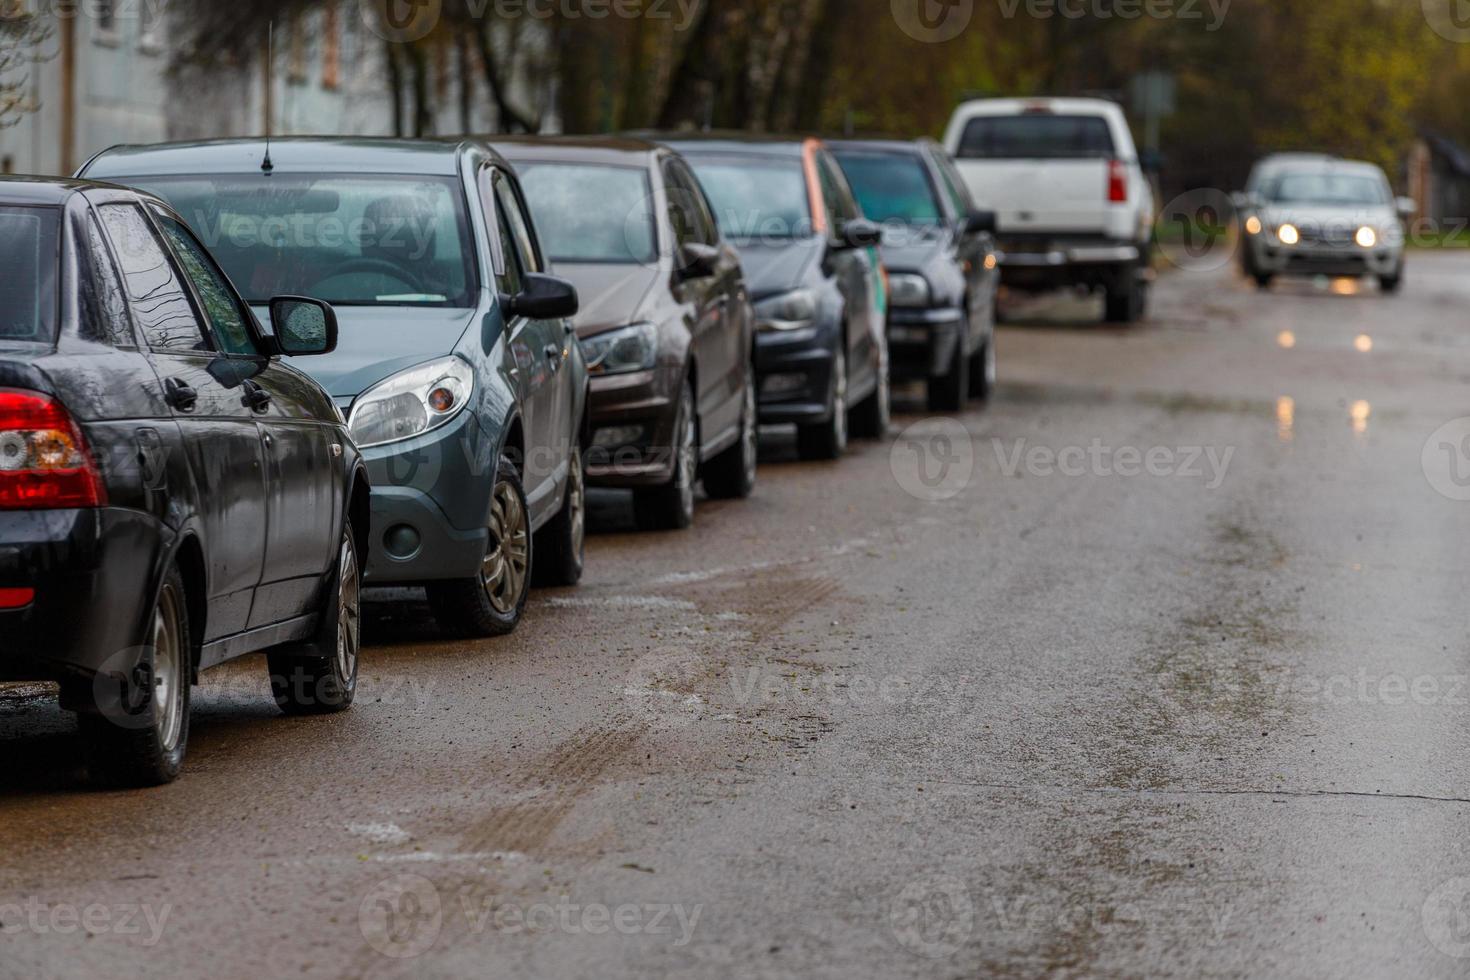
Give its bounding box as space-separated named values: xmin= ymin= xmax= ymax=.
xmin=955 ymin=158 xmax=1111 ymax=235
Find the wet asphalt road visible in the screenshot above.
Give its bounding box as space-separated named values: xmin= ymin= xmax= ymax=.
xmin=4 ymin=256 xmax=1470 ymax=979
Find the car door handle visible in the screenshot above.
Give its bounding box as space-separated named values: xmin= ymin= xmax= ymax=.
xmin=241 ymin=380 xmax=271 ymax=413
xmin=544 ymin=344 xmax=563 ymax=369
xmin=164 ymin=378 xmax=197 ymax=411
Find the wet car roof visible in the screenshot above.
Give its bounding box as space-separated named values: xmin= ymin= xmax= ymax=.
xmin=494 ymin=136 xmax=661 ymax=167
xmin=82 ymin=137 xmax=494 ymax=178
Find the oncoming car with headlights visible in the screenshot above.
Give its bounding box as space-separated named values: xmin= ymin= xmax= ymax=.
xmin=1237 ymin=158 xmax=1413 ymax=293
xmin=500 ymin=137 xmax=758 ymax=531
xmin=81 ymin=139 xmax=588 ymax=637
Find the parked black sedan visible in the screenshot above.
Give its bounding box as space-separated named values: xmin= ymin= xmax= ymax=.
xmin=831 ymin=139 xmax=999 ymax=410
xmin=658 ymin=135 xmax=889 ymax=461
xmin=0 ymin=178 xmax=368 ymax=786
xmin=500 ymin=137 xmax=758 ymax=531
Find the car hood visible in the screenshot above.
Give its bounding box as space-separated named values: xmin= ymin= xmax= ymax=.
xmin=730 ymin=237 xmax=824 ymax=300
xmin=876 ymin=224 xmax=950 ymax=273
xmin=556 ymin=263 xmax=662 ymax=337
xmin=250 ymin=304 xmax=478 ymax=399
xmin=1261 ymin=203 xmax=1398 ymax=230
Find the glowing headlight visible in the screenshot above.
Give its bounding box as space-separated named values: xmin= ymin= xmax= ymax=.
xmin=887 ymin=273 xmax=932 ymax=309
xmin=348 ymin=355 xmax=474 ymax=449
xmin=582 ymin=322 xmax=658 ymax=376
xmin=1244 ymin=216 xmax=1262 ymax=236
xmin=1355 ymin=226 xmax=1377 ymax=248
xmin=1277 ymin=223 xmax=1300 ymax=246
xmin=754 ymin=289 xmax=818 ymax=331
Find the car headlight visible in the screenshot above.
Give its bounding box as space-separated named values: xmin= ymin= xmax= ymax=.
xmin=348 ymin=355 xmax=474 ymax=449
xmin=1355 ymin=226 xmax=1377 ymax=248
xmin=887 ymin=273 xmax=932 ymax=309
xmin=754 ymin=289 xmax=818 ymax=331
xmin=1277 ymin=223 xmax=1300 ymax=246
xmin=583 ymin=322 xmax=658 ymax=376
xmin=1244 ymin=215 xmax=1262 ymax=236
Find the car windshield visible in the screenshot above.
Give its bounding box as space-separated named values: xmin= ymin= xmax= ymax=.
xmin=834 ymin=151 xmax=943 ymax=225
xmin=0 ymin=206 xmax=60 ymax=343
xmin=516 ymin=162 xmax=656 ymax=264
xmin=958 ymin=114 xmax=1116 ymax=160
xmin=1265 ymin=173 xmax=1388 ymax=206
xmin=684 ymin=155 xmax=814 ymax=240
xmin=130 ymin=174 xmax=477 ymax=307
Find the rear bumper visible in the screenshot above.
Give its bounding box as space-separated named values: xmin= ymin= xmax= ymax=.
xmin=887 ymin=308 xmax=964 ymax=380
xmin=754 ymin=326 xmax=837 ymax=425
xmin=995 ymin=235 xmax=1143 ymax=290
xmin=0 ymin=508 xmax=167 ymax=683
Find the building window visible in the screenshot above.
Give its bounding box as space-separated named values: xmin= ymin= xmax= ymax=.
xmin=94 ymin=0 xmax=119 ymax=43
xmin=322 ymin=3 xmax=340 ymax=90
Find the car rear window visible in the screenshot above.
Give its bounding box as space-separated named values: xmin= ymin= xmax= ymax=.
xmin=957 ymin=114 xmax=1116 ymax=160
xmin=516 ymin=162 xmax=657 ymax=265
xmin=0 ymin=206 xmax=60 ymax=343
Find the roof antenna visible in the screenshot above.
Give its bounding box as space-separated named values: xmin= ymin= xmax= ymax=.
xmin=261 ymin=21 xmax=275 ymax=174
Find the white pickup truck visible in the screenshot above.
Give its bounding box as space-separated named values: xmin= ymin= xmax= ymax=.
xmin=943 ymin=97 xmax=1154 ymax=322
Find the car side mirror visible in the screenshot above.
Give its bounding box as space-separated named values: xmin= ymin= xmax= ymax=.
xmin=964 ymin=209 xmax=997 ymax=235
xmin=269 ymin=296 xmax=338 ymax=356
xmin=838 ymin=218 xmax=883 ymax=250
xmin=1230 ymin=191 xmax=1249 ymax=210
xmin=677 ymin=242 xmax=720 ymax=281
xmin=502 ymin=273 xmax=579 ymax=320
xmin=1396 ymin=196 xmax=1417 ymax=219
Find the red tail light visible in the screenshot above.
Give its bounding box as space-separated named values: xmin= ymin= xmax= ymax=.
xmin=0 ymin=389 xmax=107 ymax=510
xmin=0 ymin=588 xmax=34 ymax=609
xmin=1108 ymin=159 xmax=1128 ymax=203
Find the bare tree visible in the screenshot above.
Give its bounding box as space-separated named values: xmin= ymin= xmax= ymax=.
xmin=0 ymin=5 xmax=55 ymax=130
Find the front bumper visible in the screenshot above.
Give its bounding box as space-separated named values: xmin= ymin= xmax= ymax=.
xmin=583 ymin=369 xmax=679 ymax=489
xmin=360 ymin=410 xmax=495 ymax=585
xmin=0 ymin=507 xmax=167 ymax=683
xmin=1249 ymin=238 xmax=1401 ymax=277
xmin=754 ymin=325 xmax=836 ymax=426
xmin=887 ymin=307 xmax=964 ymax=380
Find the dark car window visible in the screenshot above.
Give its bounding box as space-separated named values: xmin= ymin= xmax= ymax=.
xmin=491 ymin=174 xmax=525 ymax=298
xmin=664 ymin=158 xmax=718 ymax=248
xmin=518 ymin=162 xmax=657 ymax=265
xmin=131 ymin=174 xmax=477 ymax=308
xmin=817 ymin=152 xmax=860 ymax=229
xmin=930 ymin=148 xmax=974 ymax=218
xmin=79 ymin=214 xmax=136 ymax=347
xmin=0 ymin=206 xmax=60 ymax=343
xmin=98 ymin=203 xmax=208 ymax=353
xmin=154 ymin=211 xmax=258 ymax=357
xmin=1263 ymin=173 xmax=1388 ymax=206
xmin=834 ymin=151 xmax=943 ymax=225
xmin=495 ymin=174 xmax=544 ymax=275
xmin=958 ymin=114 xmax=1116 ymax=160
xmin=684 ymin=155 xmax=814 ymax=240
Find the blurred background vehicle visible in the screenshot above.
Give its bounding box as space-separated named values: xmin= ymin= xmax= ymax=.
xmin=81 ymin=138 xmax=588 ymax=636
xmin=1236 ymin=157 xmax=1412 ymax=292
xmin=1232 ymin=153 xmax=1337 ymax=278
xmin=830 ymin=138 xmax=999 ymax=411
xmin=0 ymin=177 xmax=363 ymax=786
xmin=943 ymin=97 xmax=1153 ymax=323
xmin=658 ymin=135 xmax=889 ymax=461
xmin=501 ymin=137 xmax=758 ymax=532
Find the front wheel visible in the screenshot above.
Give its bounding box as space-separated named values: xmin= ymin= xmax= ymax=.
xmin=268 ymin=522 xmax=362 ymax=715
xmin=1104 ymin=268 xmax=1147 ymax=323
xmin=78 ymin=565 xmax=191 ymax=787
xmin=533 ymin=439 xmax=586 ymax=586
xmin=797 ymin=343 xmax=848 ymax=461
xmin=850 ymin=347 xmax=890 ymax=440
xmin=1379 ymin=272 xmax=1403 ymax=294
xmin=969 ymin=335 xmax=995 ymax=401
xmin=634 ymin=382 xmax=697 ymax=530
xmin=428 ymin=455 xmax=532 ymax=636
xmin=703 ymin=361 xmax=759 ymax=499
xmin=927 ymin=333 xmax=969 ymax=412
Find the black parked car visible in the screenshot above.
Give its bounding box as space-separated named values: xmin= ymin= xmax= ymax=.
xmin=657 ymin=135 xmax=889 ymax=461
xmin=0 ymin=178 xmax=368 ymax=786
xmin=500 ymin=137 xmax=758 ymax=531
xmin=831 ymin=139 xmax=999 ymax=411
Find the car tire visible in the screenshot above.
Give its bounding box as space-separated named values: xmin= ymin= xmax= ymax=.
xmin=1104 ymin=268 xmax=1147 ymax=323
xmin=268 ymin=522 xmax=361 ymax=716
xmin=634 ymin=382 xmax=697 ymax=531
xmin=1379 ymin=272 xmax=1403 ymax=294
xmin=927 ymin=333 xmax=968 ymax=412
xmin=1254 ymin=273 xmax=1274 ymax=290
xmin=969 ymin=334 xmax=995 ymax=402
xmin=427 ymin=454 xmax=532 ymax=637
xmin=703 ymin=361 xmax=759 ymax=499
xmin=78 ymin=565 xmax=191 ymax=787
xmin=850 ymin=347 xmax=890 ymax=440
xmin=532 ymin=439 xmax=586 ymax=586
xmin=797 ymin=343 xmax=848 ymax=461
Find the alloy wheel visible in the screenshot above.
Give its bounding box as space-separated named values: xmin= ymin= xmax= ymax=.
xmin=482 ymin=479 xmax=530 ymax=615
xmin=335 ymin=534 xmax=361 ymax=683
xmin=151 ymin=584 xmax=185 ymax=753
